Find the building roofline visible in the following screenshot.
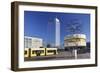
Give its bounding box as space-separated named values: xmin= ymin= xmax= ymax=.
xmin=24 ymin=36 xmax=43 ymax=40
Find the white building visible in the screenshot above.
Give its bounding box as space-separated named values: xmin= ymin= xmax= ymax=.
xmin=55 ymin=18 xmax=60 ymax=48
xmin=64 ymin=34 xmax=86 ymax=48
xmin=24 ymin=36 xmax=43 ymax=48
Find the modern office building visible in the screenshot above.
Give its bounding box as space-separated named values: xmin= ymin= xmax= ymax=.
xmin=24 ymin=36 xmax=43 ymax=48
xmin=64 ymin=34 xmax=86 ymax=50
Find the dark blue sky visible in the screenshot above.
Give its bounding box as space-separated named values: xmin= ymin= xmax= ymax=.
xmin=24 ymin=11 xmax=90 ymax=47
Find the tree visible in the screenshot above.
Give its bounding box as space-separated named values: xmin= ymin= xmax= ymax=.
xmin=46 ymin=44 xmax=51 ymax=48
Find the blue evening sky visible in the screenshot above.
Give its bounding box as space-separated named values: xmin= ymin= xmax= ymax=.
xmin=24 ymin=11 xmax=90 ymax=47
